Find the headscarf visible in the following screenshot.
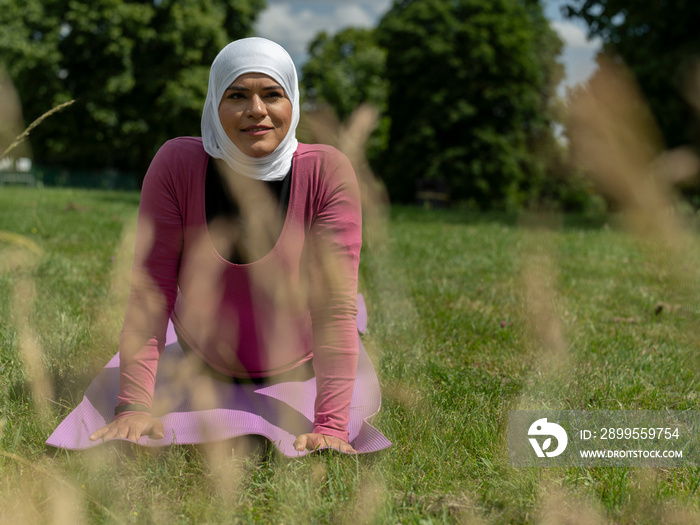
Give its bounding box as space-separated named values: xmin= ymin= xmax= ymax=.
xmin=201 ymin=37 xmax=300 ymax=181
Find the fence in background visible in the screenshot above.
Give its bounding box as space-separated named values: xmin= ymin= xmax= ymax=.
xmin=0 ymin=158 xmax=140 ymax=191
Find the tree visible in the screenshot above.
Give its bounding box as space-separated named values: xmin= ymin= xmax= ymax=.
xmin=375 ymin=0 xmax=564 ymax=207
xmin=302 ymin=28 xmax=388 ymax=122
xmin=561 ymin=1 xmax=700 ymax=152
xmin=0 ymin=0 xmax=265 ymax=174
xmin=300 ymin=27 xmax=389 ymax=171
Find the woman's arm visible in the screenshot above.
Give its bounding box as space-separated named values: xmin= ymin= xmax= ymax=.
xmin=304 ymin=150 xmax=362 ymax=447
xmin=91 ymin=141 xmax=185 ymax=441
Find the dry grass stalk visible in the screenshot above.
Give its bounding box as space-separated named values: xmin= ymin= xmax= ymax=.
xmin=299 ymin=106 xmax=427 ymax=429
xmin=514 ymin=213 xmax=571 ymax=410
xmin=524 ymin=56 xmax=700 ymax=524
xmin=337 ymin=476 xmax=388 ymax=525
xmin=567 ymin=56 xmax=689 ymax=239
xmin=0 ymin=241 xmax=54 ymax=424
xmin=90 ymin=214 xmax=139 ymax=359
xmin=520 ymin=214 xmax=567 ymax=362
xmin=536 ymin=486 xmax=606 ymax=525
xmin=0 ymin=99 xmax=75 ymax=160
xmin=0 ymin=450 xmax=123 ymax=524
xmin=568 ymin=55 xmax=700 ymax=354
xmin=0 ymin=231 xmax=44 ymax=256
xmin=522 ymin=249 xmax=567 ymax=366
xmin=303 ymin=104 xmax=389 ymax=251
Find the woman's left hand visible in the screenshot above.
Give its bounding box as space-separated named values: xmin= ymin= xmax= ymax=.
xmin=293 ymin=433 xmax=356 ymax=454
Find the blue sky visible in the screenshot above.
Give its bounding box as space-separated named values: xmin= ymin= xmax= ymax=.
xmin=253 ymin=0 xmax=601 ymax=91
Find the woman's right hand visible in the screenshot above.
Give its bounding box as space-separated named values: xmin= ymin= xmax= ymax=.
xmin=89 ymin=414 xmax=164 ymax=443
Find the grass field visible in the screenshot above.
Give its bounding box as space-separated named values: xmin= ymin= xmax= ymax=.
xmin=1 ymin=186 xmax=700 ymax=524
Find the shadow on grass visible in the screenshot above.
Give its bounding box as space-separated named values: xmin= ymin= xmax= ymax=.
xmin=43 ymin=433 xmax=378 ymax=469
xmin=389 ymin=205 xmax=610 ymax=230
xmin=87 ymin=190 xmax=141 ymax=207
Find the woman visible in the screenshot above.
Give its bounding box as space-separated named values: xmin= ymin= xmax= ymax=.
xmin=48 ymin=37 xmax=389 ymax=455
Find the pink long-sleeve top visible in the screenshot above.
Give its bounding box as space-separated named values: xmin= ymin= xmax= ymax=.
xmin=116 ymin=137 xmax=362 ymax=442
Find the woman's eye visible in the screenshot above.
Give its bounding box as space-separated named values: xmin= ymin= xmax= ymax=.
xmin=227 ymin=92 xmax=245 ymax=100
xmin=266 ymin=91 xmax=283 ymax=99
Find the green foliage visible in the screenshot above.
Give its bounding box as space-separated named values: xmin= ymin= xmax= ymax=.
xmin=375 ymin=0 xmax=564 ymax=208
xmin=561 ymin=0 xmax=700 ymax=202
xmin=301 ymin=27 xmax=390 ymax=173
xmin=562 ymin=0 xmax=700 ymax=150
xmin=0 ymin=0 xmax=265 ymax=174
xmin=302 ymin=28 xmax=388 ymax=122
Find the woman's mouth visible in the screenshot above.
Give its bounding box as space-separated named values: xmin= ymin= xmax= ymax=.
xmin=242 ymin=126 xmax=272 ymax=136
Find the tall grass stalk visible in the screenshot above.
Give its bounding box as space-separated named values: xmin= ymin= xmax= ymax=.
xmin=0 ymin=100 xmax=75 ymax=160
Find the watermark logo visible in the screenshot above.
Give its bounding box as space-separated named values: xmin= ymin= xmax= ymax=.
xmin=509 ymin=410 xmax=695 ymax=467
xmin=528 ymin=418 xmax=568 ymax=458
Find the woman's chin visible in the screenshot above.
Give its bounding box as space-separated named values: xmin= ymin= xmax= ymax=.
xmin=246 ymin=146 xmax=280 ymax=159
xmin=236 ymin=141 xmax=276 ymax=158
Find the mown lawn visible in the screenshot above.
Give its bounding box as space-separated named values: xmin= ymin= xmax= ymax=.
xmin=1 ymin=186 xmax=700 ymax=524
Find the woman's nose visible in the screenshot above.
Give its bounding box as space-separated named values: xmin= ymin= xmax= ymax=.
xmin=247 ymin=94 xmax=266 ymax=118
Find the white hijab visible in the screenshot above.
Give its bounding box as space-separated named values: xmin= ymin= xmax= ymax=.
xmin=201 ymin=37 xmax=300 ymax=181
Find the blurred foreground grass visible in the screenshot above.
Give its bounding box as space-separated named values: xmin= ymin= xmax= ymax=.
xmin=1 ymin=187 xmax=700 ymax=524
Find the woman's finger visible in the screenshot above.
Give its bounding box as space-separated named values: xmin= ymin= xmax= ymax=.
xmin=117 ymin=424 xmax=131 ymax=440
xmin=340 ymin=441 xmax=356 ymax=454
xmin=148 ymin=419 xmax=165 ymax=440
xmin=293 ymin=434 xmax=308 ymax=451
xmin=320 ymin=436 xmax=355 ymax=453
xmin=294 ymin=433 xmax=356 ymax=453
xmin=102 ymin=424 xmax=120 ymax=441
xmin=89 ymin=425 xmax=109 ymax=441
xmin=127 ymin=426 xmax=141 ymax=442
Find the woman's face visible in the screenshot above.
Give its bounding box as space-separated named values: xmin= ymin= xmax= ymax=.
xmin=218 ymin=72 xmax=293 ymax=158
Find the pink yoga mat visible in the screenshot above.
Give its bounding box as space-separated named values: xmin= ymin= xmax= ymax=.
xmin=46 ymin=294 xmax=390 ymax=456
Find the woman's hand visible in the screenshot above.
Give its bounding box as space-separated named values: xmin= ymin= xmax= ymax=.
xmin=293 ymin=433 xmax=356 ymax=454
xmin=89 ymin=414 xmax=164 ymax=443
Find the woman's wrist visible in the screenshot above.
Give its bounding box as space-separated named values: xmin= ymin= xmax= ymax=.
xmin=114 ymin=403 xmax=151 ymax=416
xmin=312 ymin=424 xmax=349 ymax=443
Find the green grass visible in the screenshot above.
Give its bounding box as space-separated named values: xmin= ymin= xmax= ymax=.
xmin=2 ymin=187 xmax=700 ymax=523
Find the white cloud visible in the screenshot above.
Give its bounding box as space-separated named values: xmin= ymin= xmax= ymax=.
xmin=265 ymin=0 xmax=391 ymax=11
xmin=255 ymin=5 xmax=320 ymax=58
xmin=337 ymin=4 xmax=376 ymax=28
xmin=255 ymin=1 xmax=390 ymax=67
xmin=551 ymin=20 xmax=602 ymax=90
xmin=255 ymin=2 xmax=601 ymax=90
xmin=561 ymin=46 xmax=599 ymax=88
xmin=551 ymin=20 xmax=601 ymax=50
xmin=357 ymin=0 xmax=392 ymax=18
